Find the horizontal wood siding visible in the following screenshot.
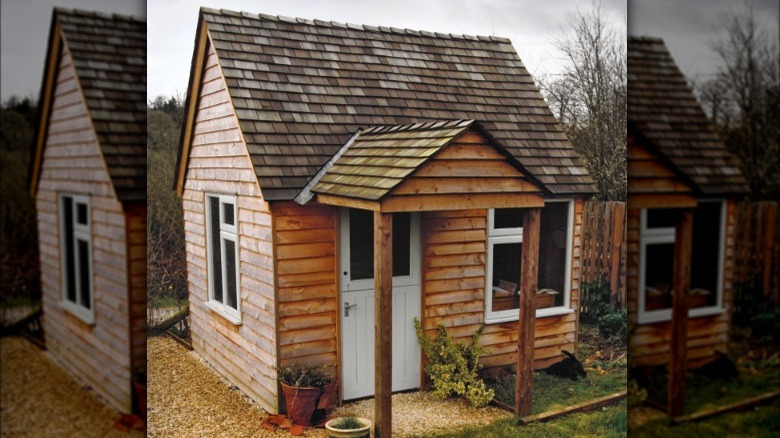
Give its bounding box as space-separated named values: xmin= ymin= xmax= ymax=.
xmin=627 ymin=137 xmax=695 ymax=195
xmin=382 ymin=131 xmax=544 ymax=212
xmin=36 ymin=43 xmax=132 ymax=412
xmin=273 ymin=202 xmax=339 ymax=370
xmin=627 ymin=200 xmax=736 ymax=367
xmin=126 ymin=203 xmax=147 ymax=373
xmin=183 ymin=43 xmax=278 ymax=413
xmin=421 ymin=200 xmax=583 ymax=371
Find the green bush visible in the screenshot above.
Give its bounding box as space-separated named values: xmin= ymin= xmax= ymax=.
xmin=598 ymin=307 xmax=627 ymax=341
xmin=413 ymin=318 xmax=494 ymax=407
xmin=751 ymin=309 xmax=780 ymax=345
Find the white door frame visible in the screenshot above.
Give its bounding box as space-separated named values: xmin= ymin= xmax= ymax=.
xmin=339 ymin=209 xmax=421 ymax=400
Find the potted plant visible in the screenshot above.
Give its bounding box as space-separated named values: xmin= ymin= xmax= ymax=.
xmin=324 ymin=416 xmax=372 ymax=438
xmin=278 ymin=363 xmax=335 ymax=426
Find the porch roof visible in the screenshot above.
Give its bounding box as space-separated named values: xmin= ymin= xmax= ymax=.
xmin=297 ymin=119 xmax=546 ymax=212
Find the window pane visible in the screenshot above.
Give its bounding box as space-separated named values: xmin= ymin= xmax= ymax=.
xmin=494 ymin=208 xmax=527 ymax=229
xmin=691 ymin=202 xmax=721 ymax=308
xmin=78 ymin=239 xmax=91 ymax=309
xmin=644 ymin=243 xmax=674 ymax=310
xmin=222 ymin=202 xmax=235 ymax=226
xmin=491 ymin=242 xmax=522 ymax=311
xmin=647 ymin=209 xmax=680 ymax=229
xmin=349 ymin=210 xmax=412 ymax=280
xmin=539 ymin=203 xmax=568 ymax=308
xmin=392 ymin=213 xmax=411 ymax=277
xmin=209 ymin=197 xmax=223 ymax=303
xmin=224 ymin=239 xmax=238 ymax=310
xmin=63 ymin=197 xmax=76 ymax=303
xmin=76 ymin=202 xmax=88 ymax=226
xmin=349 ymin=209 xmax=373 ymax=280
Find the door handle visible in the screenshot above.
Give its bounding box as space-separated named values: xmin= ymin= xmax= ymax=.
xmin=344 ymin=301 xmax=357 ymax=317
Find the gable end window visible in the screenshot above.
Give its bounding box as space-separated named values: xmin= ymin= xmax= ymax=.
xmin=485 ymin=200 xmax=573 ymax=323
xmin=206 ymin=194 xmax=241 ymax=322
xmin=59 ymin=194 xmax=93 ymax=324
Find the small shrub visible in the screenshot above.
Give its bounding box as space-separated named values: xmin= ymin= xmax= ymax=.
xmin=278 ymin=363 xmax=334 ymax=389
xmin=413 ymin=318 xmax=494 ymax=407
xmin=751 ymin=309 xmax=780 ymax=345
xmin=598 ymin=307 xmax=627 ymax=341
xmin=331 ymin=416 xmax=363 ymax=430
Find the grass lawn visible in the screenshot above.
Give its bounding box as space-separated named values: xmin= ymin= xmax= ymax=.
xmin=423 ymin=322 xmax=628 ymax=437
xmin=630 ymin=399 xmax=779 ymax=438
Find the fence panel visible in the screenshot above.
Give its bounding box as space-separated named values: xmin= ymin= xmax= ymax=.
xmin=580 ymin=201 xmax=627 ymax=313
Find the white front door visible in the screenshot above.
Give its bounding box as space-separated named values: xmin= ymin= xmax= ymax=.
xmin=339 ymin=209 xmax=421 ymax=400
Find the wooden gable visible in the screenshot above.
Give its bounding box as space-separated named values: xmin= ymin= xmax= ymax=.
xmin=306 ymin=120 xmax=546 ymax=212
xmin=627 ymin=134 xmax=697 ymax=209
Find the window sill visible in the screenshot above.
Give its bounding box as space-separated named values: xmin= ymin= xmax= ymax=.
xmin=637 ymin=306 xmax=726 ymax=325
xmin=205 ymin=301 xmax=242 ymax=326
xmin=59 ymin=300 xmax=95 ymax=326
xmin=485 ymin=306 xmax=575 ymax=325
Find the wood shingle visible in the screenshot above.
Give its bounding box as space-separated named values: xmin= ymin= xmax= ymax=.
xmin=627 ymin=36 xmax=748 ymax=196
xmin=178 ymin=8 xmax=595 ymax=201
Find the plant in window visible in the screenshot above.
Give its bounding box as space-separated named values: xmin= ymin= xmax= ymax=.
xmin=413 ymin=318 xmax=494 ymax=407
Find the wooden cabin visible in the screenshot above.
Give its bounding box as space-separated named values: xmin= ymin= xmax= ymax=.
xmin=29 ymin=8 xmax=146 ymax=414
xmin=175 ymin=8 xmax=595 ymax=430
xmin=626 ymin=36 xmax=748 ymax=377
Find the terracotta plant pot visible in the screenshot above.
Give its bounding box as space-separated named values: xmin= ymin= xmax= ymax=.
xmin=325 ymin=417 xmax=372 ymax=438
xmin=280 ymin=382 xmax=322 ymax=426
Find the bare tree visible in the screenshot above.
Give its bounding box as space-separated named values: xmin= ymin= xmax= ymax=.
xmin=541 ymin=1 xmax=627 ymax=201
xmin=697 ymin=4 xmax=779 ymax=199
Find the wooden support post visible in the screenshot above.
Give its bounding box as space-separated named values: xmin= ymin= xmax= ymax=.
xmin=610 ymin=202 xmax=625 ymax=306
xmin=374 ymin=212 xmax=392 ymax=437
xmin=516 ymin=208 xmax=540 ymax=416
xmin=669 ymin=208 xmax=693 ymax=417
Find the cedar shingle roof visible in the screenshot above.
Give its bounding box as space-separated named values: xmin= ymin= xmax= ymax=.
xmin=627 ymin=36 xmax=748 ymax=196
xmin=35 ymin=8 xmax=146 ymax=202
xmin=187 ymin=8 xmax=595 ymax=201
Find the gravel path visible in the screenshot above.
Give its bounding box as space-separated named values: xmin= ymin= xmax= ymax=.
xmin=0 ymin=336 xmax=143 ymax=437
xmin=148 ymin=336 xmax=510 ymax=437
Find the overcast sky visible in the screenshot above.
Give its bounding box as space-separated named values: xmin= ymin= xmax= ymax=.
xmin=0 ymin=0 xmax=145 ymax=101
xmin=629 ymin=0 xmax=779 ymax=81
xmin=147 ymin=0 xmax=626 ymax=101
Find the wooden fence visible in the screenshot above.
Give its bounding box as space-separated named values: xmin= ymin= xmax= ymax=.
xmin=580 ymin=201 xmax=627 ymax=311
xmin=732 ymin=201 xmax=779 ymax=321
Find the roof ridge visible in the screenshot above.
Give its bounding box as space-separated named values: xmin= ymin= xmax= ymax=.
xmin=54 ymin=7 xmax=145 ymax=23
xmin=361 ymin=119 xmax=475 ymax=134
xmin=200 ymin=7 xmax=511 ymax=43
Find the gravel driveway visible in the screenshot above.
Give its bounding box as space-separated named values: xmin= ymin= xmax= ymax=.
xmin=148 ymin=336 xmax=510 ymax=437
xmin=0 ymin=336 xmax=143 ymax=437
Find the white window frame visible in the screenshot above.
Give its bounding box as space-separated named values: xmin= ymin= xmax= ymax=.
xmin=637 ymin=201 xmax=726 ymax=324
xmin=205 ymin=193 xmax=241 ymax=324
xmin=59 ymin=193 xmax=94 ymax=324
xmin=485 ymin=200 xmax=574 ymax=324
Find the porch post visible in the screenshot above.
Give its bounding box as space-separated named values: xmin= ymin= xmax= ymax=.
xmin=374 ymin=211 xmax=392 ymax=437
xmin=516 ymin=208 xmax=540 ymax=416
xmin=669 ymin=208 xmax=693 ymax=417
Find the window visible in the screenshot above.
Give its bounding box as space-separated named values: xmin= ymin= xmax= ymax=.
xmin=638 ymin=201 xmax=725 ymax=324
xmin=485 ymin=200 xmax=573 ymax=323
xmin=59 ymin=194 xmax=93 ymax=323
xmin=348 ymin=209 xmax=411 ymax=281
xmin=206 ymin=194 xmax=240 ymax=322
